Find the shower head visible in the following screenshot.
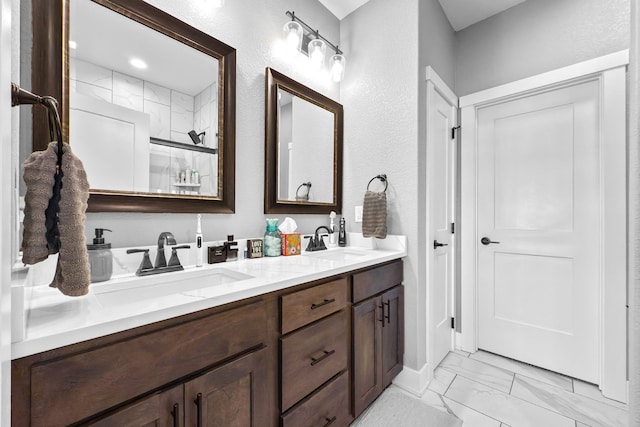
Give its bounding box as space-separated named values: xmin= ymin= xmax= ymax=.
xmin=188 ymin=130 xmax=206 ymax=145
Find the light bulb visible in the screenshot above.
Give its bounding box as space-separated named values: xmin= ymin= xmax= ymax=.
xmin=283 ymin=21 xmax=303 ymax=52
xmin=308 ymin=38 xmax=326 ymax=68
xmin=330 ymin=54 xmax=346 ymax=82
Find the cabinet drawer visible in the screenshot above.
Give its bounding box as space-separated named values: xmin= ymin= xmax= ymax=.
xmin=282 ymin=371 xmax=349 ymax=427
xmin=352 ymin=260 xmax=403 ymax=303
xmin=281 ymin=310 xmax=348 ymax=411
xmin=281 ymin=277 xmax=347 ymax=334
xmin=29 ymin=300 xmax=266 ymax=427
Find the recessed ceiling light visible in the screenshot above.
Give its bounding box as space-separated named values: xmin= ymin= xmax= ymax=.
xmin=68 ymin=40 xmax=77 ymax=49
xmin=129 ymin=58 xmax=148 ymax=69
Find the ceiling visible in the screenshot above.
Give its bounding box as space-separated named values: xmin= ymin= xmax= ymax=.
xmin=319 ymin=0 xmax=527 ymax=30
xmin=70 ymin=0 xmax=217 ymax=96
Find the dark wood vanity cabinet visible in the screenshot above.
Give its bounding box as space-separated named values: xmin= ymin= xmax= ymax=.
xmin=83 ymin=385 xmax=183 ymax=426
xmin=279 ymin=277 xmax=351 ymax=427
xmin=352 ymin=260 xmax=404 ymax=418
xmin=12 ymin=300 xmax=271 ymax=427
xmin=12 ymin=259 xmax=404 ymax=427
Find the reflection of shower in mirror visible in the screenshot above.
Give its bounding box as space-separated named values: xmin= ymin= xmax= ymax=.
xmin=188 ymin=130 xmax=206 ymax=145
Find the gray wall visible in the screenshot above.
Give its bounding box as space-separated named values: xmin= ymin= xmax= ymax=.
xmin=341 ymin=0 xmax=456 ymax=372
xmin=456 ymin=0 xmax=630 ymax=96
xmin=83 ymin=0 xmax=341 ymax=247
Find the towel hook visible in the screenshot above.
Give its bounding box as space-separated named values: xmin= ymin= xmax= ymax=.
xmin=295 ymin=182 xmax=312 ymax=201
xmin=366 ymin=174 xmax=388 ymax=192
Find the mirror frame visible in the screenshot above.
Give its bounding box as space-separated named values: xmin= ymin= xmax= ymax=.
xmin=30 ymin=0 xmax=236 ymax=213
xmin=264 ymin=68 xmax=343 ymax=214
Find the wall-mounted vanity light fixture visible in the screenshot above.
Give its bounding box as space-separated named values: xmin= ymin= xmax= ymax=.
xmin=282 ymin=11 xmax=346 ymax=82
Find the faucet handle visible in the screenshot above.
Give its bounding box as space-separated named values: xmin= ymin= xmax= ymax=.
xmin=168 ymin=245 xmax=190 ymax=267
xmin=127 ymin=249 xmax=153 ymax=275
xmin=317 ymin=234 xmax=328 ymax=250
xmin=304 ymin=235 xmax=315 ymax=251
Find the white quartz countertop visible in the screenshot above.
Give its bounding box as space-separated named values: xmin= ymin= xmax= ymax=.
xmin=12 ymin=234 xmax=406 ymax=359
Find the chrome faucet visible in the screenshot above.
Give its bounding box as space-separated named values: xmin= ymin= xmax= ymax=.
xmin=305 ymin=226 xmax=333 ymax=252
xmin=155 ymin=231 xmax=177 ymax=268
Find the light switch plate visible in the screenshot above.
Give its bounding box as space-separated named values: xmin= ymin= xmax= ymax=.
xmin=355 ymin=205 xmax=363 ymax=222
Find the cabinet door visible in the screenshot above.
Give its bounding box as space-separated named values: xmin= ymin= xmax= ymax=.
xmin=184 ymin=348 xmax=268 ymax=427
xmin=381 ymin=285 xmax=404 ymax=387
xmin=85 ymin=385 xmax=182 ymax=427
xmin=352 ymin=296 xmax=383 ymax=418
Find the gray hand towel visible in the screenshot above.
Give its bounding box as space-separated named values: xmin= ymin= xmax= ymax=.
xmin=362 ymin=190 xmax=387 ymax=239
xmin=22 ymin=141 xmax=91 ymax=297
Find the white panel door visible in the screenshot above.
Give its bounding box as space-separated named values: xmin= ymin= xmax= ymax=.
xmin=477 ymin=79 xmax=600 ymax=382
xmin=427 ymin=83 xmax=456 ymax=368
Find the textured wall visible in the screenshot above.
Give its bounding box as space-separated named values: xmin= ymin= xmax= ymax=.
xmin=456 ymin=0 xmax=630 ymax=96
xmin=340 ymin=0 xmax=455 ymax=374
xmin=84 ymin=0 xmax=340 ymax=247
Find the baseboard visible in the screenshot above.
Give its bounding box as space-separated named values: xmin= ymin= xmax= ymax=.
xmin=392 ymin=363 xmax=431 ymax=397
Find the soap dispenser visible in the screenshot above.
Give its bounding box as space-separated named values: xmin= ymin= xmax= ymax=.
xmin=87 ymin=228 xmax=113 ymax=282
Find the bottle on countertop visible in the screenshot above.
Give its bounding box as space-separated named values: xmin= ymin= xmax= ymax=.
xmin=87 ymin=228 xmax=113 ymax=282
xmin=195 ymin=214 xmax=203 ymax=267
xmin=264 ymin=218 xmax=281 ymax=257
xmin=224 ymin=235 xmax=238 ymax=261
xmin=338 ymin=217 xmax=347 ymax=247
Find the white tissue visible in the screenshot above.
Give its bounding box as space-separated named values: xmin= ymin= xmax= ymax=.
xmin=278 ymin=217 xmax=298 ymax=234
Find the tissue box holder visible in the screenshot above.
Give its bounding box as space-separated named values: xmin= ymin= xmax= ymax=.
xmin=281 ymin=233 xmax=301 ymax=256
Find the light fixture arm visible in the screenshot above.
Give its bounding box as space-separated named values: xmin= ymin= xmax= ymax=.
xmin=285 ymin=11 xmax=343 ymax=55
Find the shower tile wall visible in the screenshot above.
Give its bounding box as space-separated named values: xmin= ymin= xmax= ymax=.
xmin=70 ymin=58 xmax=218 ymax=195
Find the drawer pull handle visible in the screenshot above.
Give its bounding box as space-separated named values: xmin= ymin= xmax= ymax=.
xmin=323 ymin=416 xmax=337 ymax=426
xmin=311 ymin=298 xmax=336 ymax=310
xmin=194 ymin=392 xmax=203 ymax=427
xmin=310 ymin=349 xmax=336 ymax=366
xmin=171 ymin=403 xmax=179 ymax=427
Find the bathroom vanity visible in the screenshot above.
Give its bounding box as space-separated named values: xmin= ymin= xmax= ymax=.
xmin=11 ymin=240 xmax=405 ymax=426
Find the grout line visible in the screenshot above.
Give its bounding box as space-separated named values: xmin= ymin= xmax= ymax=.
xmin=443 ymin=392 xmax=506 ymax=425
xmin=443 ymin=373 xmax=457 ymax=396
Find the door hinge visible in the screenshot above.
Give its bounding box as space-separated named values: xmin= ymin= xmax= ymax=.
xmin=451 ymin=125 xmax=461 ymax=139
xmin=451 ymin=317 xmax=455 ymax=329
xmin=451 ymin=222 xmax=455 ymax=234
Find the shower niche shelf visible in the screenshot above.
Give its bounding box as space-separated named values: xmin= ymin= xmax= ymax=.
xmin=150 ymin=137 xmax=218 ymax=155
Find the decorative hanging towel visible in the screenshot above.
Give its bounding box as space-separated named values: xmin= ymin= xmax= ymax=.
xmin=22 ymin=142 xmax=91 ymax=296
xmin=362 ymin=190 xmax=387 ymax=239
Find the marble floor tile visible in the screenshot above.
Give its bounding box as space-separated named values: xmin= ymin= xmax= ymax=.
xmin=510 ymin=375 xmax=628 ymax=427
xmin=453 ymin=349 xmax=471 ymax=357
xmin=573 ymin=378 xmax=628 ymax=409
xmin=470 ymin=350 xmax=573 ymax=391
xmin=418 ymin=388 xmax=451 ymax=413
xmin=439 ymin=352 xmax=514 ymax=393
xmin=445 ymin=375 xmax=575 ymax=427
xmin=428 ymin=367 xmax=457 ymax=395
xmin=443 ymin=396 xmax=501 ymax=427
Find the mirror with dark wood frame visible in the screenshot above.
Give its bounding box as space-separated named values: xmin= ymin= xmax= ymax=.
xmin=264 ymin=67 xmax=343 ymax=214
xmin=29 ymin=0 xmax=236 ymax=213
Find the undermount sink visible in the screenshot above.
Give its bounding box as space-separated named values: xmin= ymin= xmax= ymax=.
xmin=92 ymin=267 xmax=254 ymax=307
xmin=303 ymin=248 xmax=369 ymax=261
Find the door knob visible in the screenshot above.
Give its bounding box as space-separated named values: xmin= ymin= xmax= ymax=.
xmin=433 ymin=240 xmax=449 ymax=249
xmin=481 ymin=237 xmax=500 ymax=245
